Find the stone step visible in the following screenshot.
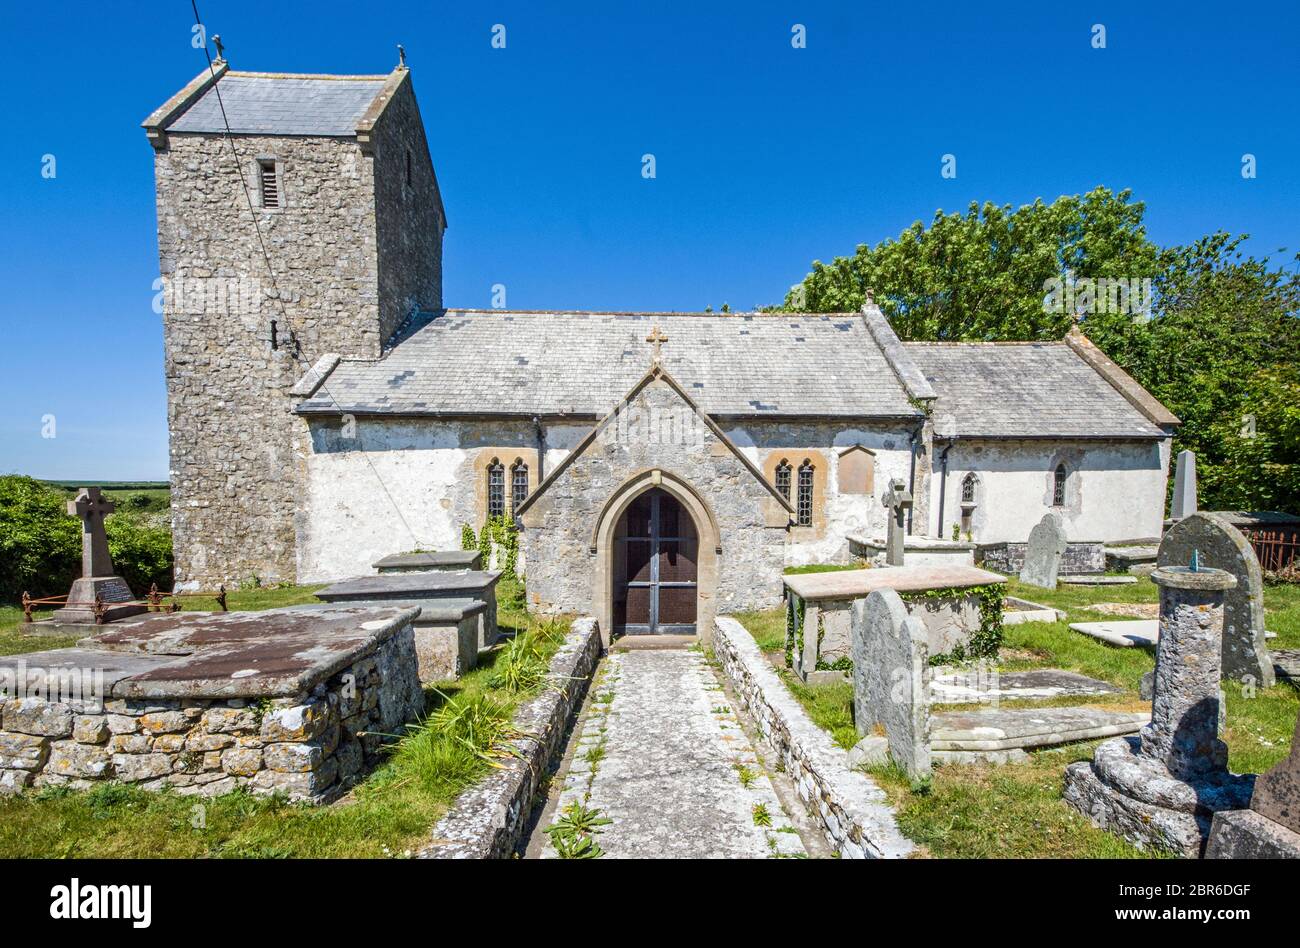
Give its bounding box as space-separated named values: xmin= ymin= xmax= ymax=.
xmin=931 ymin=706 xmax=1149 ymax=754
xmin=610 ymin=634 xmax=698 ymax=651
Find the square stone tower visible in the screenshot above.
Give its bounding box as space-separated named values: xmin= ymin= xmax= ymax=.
xmin=143 ymin=58 xmax=446 ymax=587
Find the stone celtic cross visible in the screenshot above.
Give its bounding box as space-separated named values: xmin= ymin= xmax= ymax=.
xmin=881 ymin=478 xmax=912 ymax=566
xmin=69 ymin=487 xmax=116 ymax=578
xmin=646 ymin=325 xmax=669 ymax=363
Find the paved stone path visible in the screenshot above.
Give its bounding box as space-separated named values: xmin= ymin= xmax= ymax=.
xmin=538 ymin=649 xmax=807 ymax=859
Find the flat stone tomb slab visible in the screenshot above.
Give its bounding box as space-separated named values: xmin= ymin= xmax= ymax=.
xmin=316 ymin=570 xmax=502 ymax=649
xmin=783 ymin=564 xmax=1006 ymax=601
xmin=74 ymin=603 xmax=419 ymax=698
xmin=1059 ymin=575 xmax=1138 ymax=586
xmin=930 ymin=706 xmax=1149 ymax=752
xmin=1069 ymin=619 xmax=1158 ymax=648
xmin=372 ymin=550 xmax=481 ymax=573
xmin=929 ymin=668 xmax=1123 ymax=705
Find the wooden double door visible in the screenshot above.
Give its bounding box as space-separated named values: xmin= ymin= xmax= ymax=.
xmin=612 ymin=488 xmax=698 ymax=635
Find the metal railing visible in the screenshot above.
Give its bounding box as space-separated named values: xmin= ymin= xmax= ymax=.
xmin=21 ymin=584 xmax=228 ymax=624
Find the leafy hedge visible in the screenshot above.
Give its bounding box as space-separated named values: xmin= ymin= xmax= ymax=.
xmin=0 ymin=476 xmax=173 ymax=603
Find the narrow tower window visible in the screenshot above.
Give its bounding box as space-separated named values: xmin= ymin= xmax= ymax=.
xmin=258 ymin=159 xmax=280 ymax=209
xmin=797 ymin=460 xmax=814 ymax=527
xmin=1053 ymin=464 xmax=1068 ymax=506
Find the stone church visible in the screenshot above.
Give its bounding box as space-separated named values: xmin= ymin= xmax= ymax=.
xmin=144 ymin=60 xmax=1179 ymax=637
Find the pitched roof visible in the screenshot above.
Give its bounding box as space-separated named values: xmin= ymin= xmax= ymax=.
xmin=296 ymin=310 xmax=925 ymax=419
xmin=514 ymin=361 xmax=793 ymax=519
xmin=903 ymin=341 xmax=1167 ymax=439
xmin=162 ymin=72 xmax=390 ymax=136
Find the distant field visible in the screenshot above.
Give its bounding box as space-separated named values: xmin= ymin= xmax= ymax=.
xmin=42 ymin=480 xmax=168 ymax=491
xmin=41 ymin=481 xmax=170 ymax=514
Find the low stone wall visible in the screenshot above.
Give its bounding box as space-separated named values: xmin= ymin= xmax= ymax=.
xmin=713 ymin=616 xmax=915 ymax=859
xmin=979 ymin=540 xmax=1104 ymax=575
xmin=419 ymin=616 xmax=601 ymax=859
xmin=0 ymin=624 xmax=422 ymax=803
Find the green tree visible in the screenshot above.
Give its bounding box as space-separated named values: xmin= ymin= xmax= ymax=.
xmin=783 ymin=191 xmax=1300 ymax=512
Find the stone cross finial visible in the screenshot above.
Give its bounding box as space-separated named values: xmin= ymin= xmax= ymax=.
xmin=646 ymin=325 xmax=668 ymax=363
xmin=397 ymin=44 xmax=407 ymax=68
xmin=68 ymin=487 xmax=116 ymax=578
xmin=212 ymin=34 xmax=225 ymax=62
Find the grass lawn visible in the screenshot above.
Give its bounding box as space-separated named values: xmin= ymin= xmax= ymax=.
xmin=734 ymin=573 xmax=1300 ymax=858
xmin=0 ymin=576 xmax=567 ymax=858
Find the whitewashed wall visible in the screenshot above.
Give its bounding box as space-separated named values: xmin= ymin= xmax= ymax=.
xmin=925 ymin=438 xmax=1171 ymax=545
xmin=296 ymin=417 xmax=539 ymax=582
xmin=724 ymin=421 xmax=917 ymax=567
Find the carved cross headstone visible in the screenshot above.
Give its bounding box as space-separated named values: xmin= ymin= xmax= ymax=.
xmin=49 ymin=486 xmax=147 ymax=625
xmin=881 ymin=478 xmax=912 ymax=566
xmin=69 ymin=487 xmax=116 ymax=578
xmin=645 ymin=325 xmax=668 ymax=363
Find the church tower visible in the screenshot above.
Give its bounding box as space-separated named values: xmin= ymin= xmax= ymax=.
xmin=143 ymin=55 xmax=446 ymax=587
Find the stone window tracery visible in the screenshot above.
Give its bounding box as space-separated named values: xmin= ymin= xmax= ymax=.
xmin=487 ymin=459 xmax=505 ymax=519
xmin=797 ymin=460 xmax=814 ymax=528
xmin=511 ymin=459 xmax=529 ymax=514
xmin=1053 ymin=463 xmax=1068 ymax=506
xmin=775 ymin=460 xmax=792 ymax=504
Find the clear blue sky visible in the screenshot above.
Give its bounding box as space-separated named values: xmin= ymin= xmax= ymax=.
xmin=1 ymin=1 xmax=1296 ymax=480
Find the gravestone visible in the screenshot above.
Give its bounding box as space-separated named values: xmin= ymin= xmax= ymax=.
xmin=1019 ymin=513 xmax=1067 ymax=588
xmin=1063 ymin=564 xmax=1254 ymax=855
xmin=1170 ymin=449 xmax=1197 ymax=520
xmin=1206 ymin=714 xmax=1300 ymax=857
xmin=881 ymin=478 xmax=912 ymax=566
xmin=851 ymin=589 xmax=930 ymax=779
xmin=1157 ymin=512 xmax=1274 ymax=688
xmin=50 ymin=488 xmax=147 ymax=625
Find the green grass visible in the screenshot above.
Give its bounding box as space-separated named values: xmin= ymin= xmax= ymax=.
xmin=0 ymin=575 xmax=568 ymax=858
xmin=783 ymin=563 xmax=865 ymax=575
xmin=734 ymin=575 xmax=1300 ymax=858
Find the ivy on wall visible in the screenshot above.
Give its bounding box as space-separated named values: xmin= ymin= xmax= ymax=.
xmin=900 ymin=583 xmax=1004 ymax=665
xmin=478 ymin=515 xmax=520 ymax=582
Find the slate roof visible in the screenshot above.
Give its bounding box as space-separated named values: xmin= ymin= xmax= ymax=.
xmin=903 ymin=342 xmax=1167 ymax=439
xmin=165 ymin=73 xmax=389 ymax=136
xmin=296 ymin=310 xmax=924 ymax=419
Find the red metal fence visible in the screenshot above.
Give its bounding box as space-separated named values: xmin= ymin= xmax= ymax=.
xmin=1243 ymin=527 xmax=1300 ymax=576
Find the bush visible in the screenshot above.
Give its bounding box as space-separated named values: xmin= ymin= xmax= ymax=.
xmin=0 ymin=476 xmax=173 ymax=603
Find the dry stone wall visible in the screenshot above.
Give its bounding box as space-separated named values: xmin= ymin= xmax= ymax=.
xmin=713 ymin=616 xmax=915 ymax=858
xmin=0 ymin=628 xmax=421 ymax=802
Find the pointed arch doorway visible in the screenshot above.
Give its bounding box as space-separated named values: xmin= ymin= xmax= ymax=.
xmin=612 ymin=487 xmax=699 ymax=635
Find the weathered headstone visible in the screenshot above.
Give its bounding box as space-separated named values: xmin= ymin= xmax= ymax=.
xmin=881 ymin=478 xmax=912 ymax=567
xmin=1206 ymin=714 xmax=1300 ymax=858
xmin=1019 ymin=512 xmax=1067 ymax=588
xmin=1063 ymin=564 xmax=1254 ymax=855
xmin=851 ymin=588 xmax=930 ymax=779
xmin=50 ymin=487 xmax=147 ymax=625
xmin=1157 ymin=511 xmax=1274 ymax=688
xmin=1170 ymin=449 xmax=1197 ymax=520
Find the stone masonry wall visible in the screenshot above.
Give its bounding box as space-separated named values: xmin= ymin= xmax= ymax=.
xmin=0 ymin=626 xmax=422 ymax=802
xmin=372 ymin=78 xmax=444 ymax=340
xmin=521 ymin=379 xmax=788 ymax=619
xmin=713 ymin=617 xmax=914 ymax=858
xmin=154 ymin=84 xmax=444 ymax=587
xmin=420 ymin=617 xmax=601 ymax=858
